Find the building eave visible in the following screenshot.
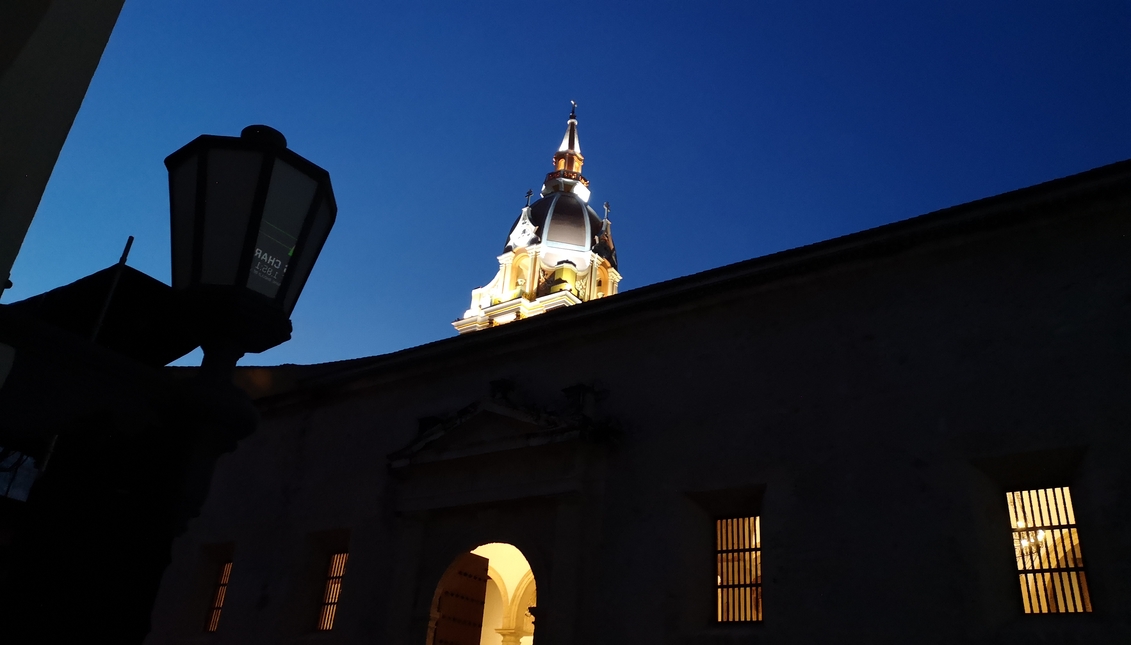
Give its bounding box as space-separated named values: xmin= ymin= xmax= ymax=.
xmin=237 ymin=157 xmax=1131 ymax=413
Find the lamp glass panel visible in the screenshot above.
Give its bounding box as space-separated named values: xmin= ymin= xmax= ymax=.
xmin=247 ymin=159 xmax=318 ymax=299
xmin=169 ymin=155 xmax=197 ymax=289
xmin=283 ymin=197 xmax=334 ymax=315
xmin=201 ymin=149 xmax=263 ymax=286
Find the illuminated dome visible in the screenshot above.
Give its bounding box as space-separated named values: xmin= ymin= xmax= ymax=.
xmin=454 ymin=103 xmax=623 ymax=334
xmin=501 ymin=102 xmax=617 ymax=272
xmin=504 ymin=191 xmax=613 ymax=272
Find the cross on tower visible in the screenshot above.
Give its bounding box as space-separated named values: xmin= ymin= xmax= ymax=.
xmin=525 ymin=189 xmax=534 ymax=206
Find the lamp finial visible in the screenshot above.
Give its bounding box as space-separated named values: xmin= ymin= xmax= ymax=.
xmin=240 ymin=124 xmax=286 ymax=148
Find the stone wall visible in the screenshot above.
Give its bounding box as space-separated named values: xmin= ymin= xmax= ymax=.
xmin=147 ymin=164 xmax=1131 ymax=643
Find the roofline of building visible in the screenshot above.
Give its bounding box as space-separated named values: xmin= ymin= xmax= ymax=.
xmin=237 ymin=157 xmax=1131 ymax=412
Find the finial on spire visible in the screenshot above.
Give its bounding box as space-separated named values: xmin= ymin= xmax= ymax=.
xmin=603 ymin=201 xmax=610 ymax=220
xmin=525 ymin=189 xmax=534 ymax=206
xmin=555 ymin=102 xmax=584 ymax=175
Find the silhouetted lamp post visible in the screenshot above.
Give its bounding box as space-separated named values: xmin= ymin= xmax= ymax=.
xmin=0 ymin=125 xmax=338 ymax=642
xmin=164 ymin=125 xmax=336 ymax=377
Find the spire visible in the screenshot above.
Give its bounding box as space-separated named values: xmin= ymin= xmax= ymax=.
xmin=553 ymin=101 xmax=584 ymax=175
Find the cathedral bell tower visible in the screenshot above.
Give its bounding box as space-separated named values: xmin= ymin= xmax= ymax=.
xmin=453 ymin=105 xmax=621 ymax=333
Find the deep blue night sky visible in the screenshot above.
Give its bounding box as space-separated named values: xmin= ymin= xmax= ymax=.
xmin=8 ymin=1 xmax=1131 ymax=365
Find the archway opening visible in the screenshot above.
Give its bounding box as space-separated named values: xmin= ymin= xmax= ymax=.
xmin=512 ymin=253 xmax=530 ymax=295
xmin=428 ymin=543 xmax=535 ymax=645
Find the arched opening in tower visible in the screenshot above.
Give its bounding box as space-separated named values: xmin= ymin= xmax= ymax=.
xmin=427 ymin=543 xmax=536 ymax=645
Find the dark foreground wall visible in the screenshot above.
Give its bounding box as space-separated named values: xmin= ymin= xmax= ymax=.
xmin=146 ymin=161 xmax=1131 ymax=644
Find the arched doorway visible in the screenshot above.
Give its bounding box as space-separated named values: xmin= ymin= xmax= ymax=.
xmin=427 ymin=543 xmax=536 ymax=645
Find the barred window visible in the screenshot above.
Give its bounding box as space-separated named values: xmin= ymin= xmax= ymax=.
xmin=204 ymin=561 xmax=233 ymax=632
xmin=716 ymin=516 xmax=761 ymax=622
xmin=317 ymin=552 xmax=349 ymax=630
xmin=1006 ymin=487 xmax=1092 ymax=614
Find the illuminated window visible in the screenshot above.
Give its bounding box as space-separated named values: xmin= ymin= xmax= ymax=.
xmin=716 ymin=516 xmax=761 ymax=622
xmin=316 ymin=552 xmax=349 ymax=631
xmin=204 ymin=561 xmax=232 ymax=632
xmin=1006 ymin=487 xmax=1092 ymax=614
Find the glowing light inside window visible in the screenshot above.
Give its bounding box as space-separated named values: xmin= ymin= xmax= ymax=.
xmin=1006 ymin=487 xmax=1092 ymax=614
xmin=716 ymin=516 xmax=761 ymax=622
xmin=204 ymin=561 xmax=233 ymax=632
xmin=317 ymin=552 xmax=349 ymax=630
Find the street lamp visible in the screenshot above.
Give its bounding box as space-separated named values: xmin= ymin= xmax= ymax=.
xmin=0 ymin=126 xmax=338 ymax=641
xmin=164 ymin=125 xmax=336 ymax=372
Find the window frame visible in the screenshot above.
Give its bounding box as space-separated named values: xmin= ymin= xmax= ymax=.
xmin=316 ymin=551 xmax=349 ymax=631
xmin=1005 ymin=486 xmax=1093 ymax=614
xmin=715 ymin=515 xmax=762 ymax=623
xmin=204 ymin=560 xmax=233 ymax=633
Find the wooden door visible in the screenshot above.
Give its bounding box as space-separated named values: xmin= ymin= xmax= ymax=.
xmin=429 ymin=552 xmax=489 ymax=645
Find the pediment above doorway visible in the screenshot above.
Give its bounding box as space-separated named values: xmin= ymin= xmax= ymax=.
xmin=388 ymin=398 xmax=579 ymax=469
xmin=387 ymin=381 xmax=614 ymax=512
xmin=388 ymin=381 xmax=614 ymax=469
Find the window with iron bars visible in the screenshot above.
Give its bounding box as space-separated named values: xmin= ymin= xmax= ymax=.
xmin=716 ymin=516 xmax=761 ymax=622
xmin=316 ymin=552 xmax=349 ymax=630
xmin=204 ymin=561 xmax=233 ymax=632
xmin=1006 ymin=487 xmax=1092 ymax=614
